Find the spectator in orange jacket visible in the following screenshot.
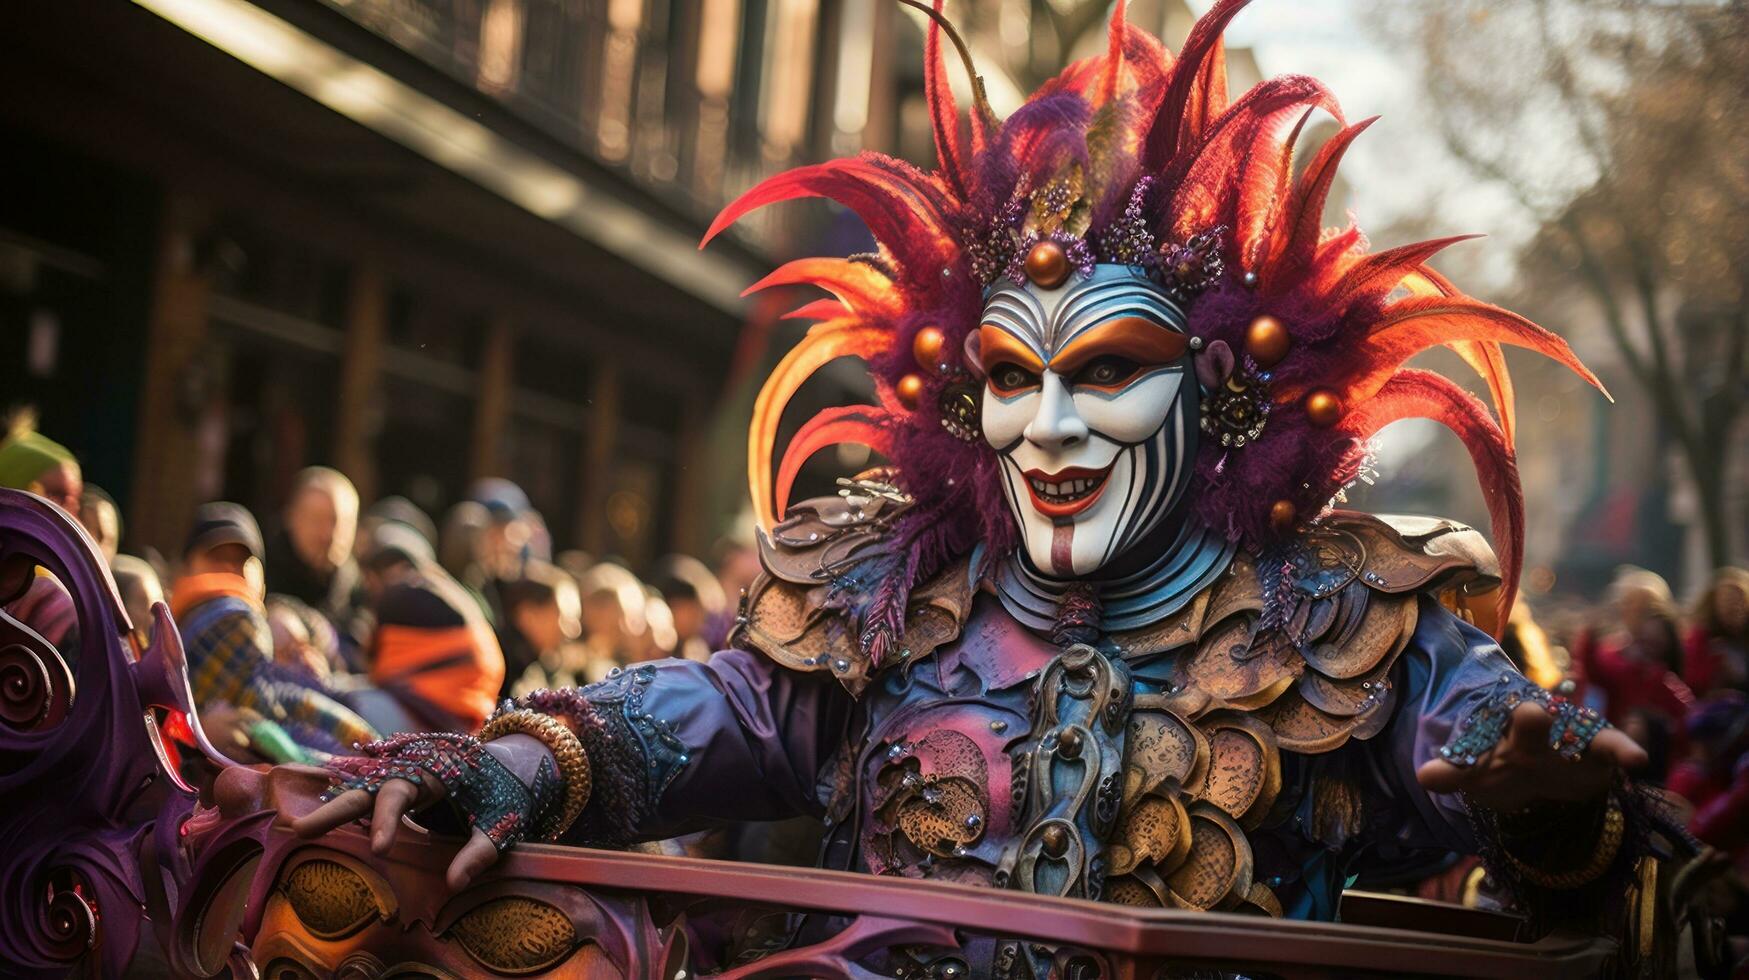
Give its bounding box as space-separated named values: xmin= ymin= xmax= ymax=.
xmin=356 ymin=522 xmax=504 ymax=734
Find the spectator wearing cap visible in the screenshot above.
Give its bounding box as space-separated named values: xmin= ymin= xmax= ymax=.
xmin=172 ymin=502 xmax=377 ymax=762
xmin=334 ymin=495 xmax=442 ymax=649
xmin=357 ymin=521 xmax=504 ymax=734
xmin=265 ymin=466 xmax=362 ymax=628
xmin=0 ymin=409 xmax=82 ymax=514
xmin=358 ymin=496 xmax=438 ymax=559
xmin=464 ymin=478 xmax=542 ymax=628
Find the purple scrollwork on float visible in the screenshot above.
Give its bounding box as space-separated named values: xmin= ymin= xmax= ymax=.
xmin=0 ymin=488 xmax=227 ymax=978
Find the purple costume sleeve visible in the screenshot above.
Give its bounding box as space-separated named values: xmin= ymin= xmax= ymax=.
xmin=1364 ymin=596 xmax=1538 ymax=855
xmin=657 ymin=648 xmax=852 ymax=828
xmin=523 ymin=648 xmax=852 ymax=845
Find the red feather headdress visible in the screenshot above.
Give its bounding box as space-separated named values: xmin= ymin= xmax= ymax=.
xmin=701 ymin=0 xmax=1602 ymax=640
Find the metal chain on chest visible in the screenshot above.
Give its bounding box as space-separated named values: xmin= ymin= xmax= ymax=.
xmin=997 ymin=643 xmax=1132 ymax=900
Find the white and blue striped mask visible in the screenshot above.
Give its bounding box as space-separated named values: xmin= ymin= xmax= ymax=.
xmin=977 ymin=265 xmax=1197 ymax=578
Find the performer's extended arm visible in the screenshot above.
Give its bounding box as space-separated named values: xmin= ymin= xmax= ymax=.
xmin=1376 ymin=599 xmax=1648 ymax=906
xmin=293 ymin=647 xmax=852 ymax=889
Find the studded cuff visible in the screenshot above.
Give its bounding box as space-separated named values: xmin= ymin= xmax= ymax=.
xmin=1438 ymin=675 xmax=1608 ymax=767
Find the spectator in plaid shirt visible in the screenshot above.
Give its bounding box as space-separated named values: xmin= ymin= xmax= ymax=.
xmin=171 ymin=502 xmax=377 ymax=762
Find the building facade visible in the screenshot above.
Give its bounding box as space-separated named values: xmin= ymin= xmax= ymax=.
xmin=2 ymin=0 xmax=1271 ymax=570
xmin=0 ymin=0 xmax=928 ymax=567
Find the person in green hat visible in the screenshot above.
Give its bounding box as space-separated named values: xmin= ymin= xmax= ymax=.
xmin=0 ymin=409 xmax=82 ymax=652
xmin=0 ymin=409 xmax=82 ymax=515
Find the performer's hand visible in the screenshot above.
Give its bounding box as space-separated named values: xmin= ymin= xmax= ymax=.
xmin=1416 ymin=700 xmax=1647 ymax=812
xmin=291 ymin=773 xmax=502 ymax=891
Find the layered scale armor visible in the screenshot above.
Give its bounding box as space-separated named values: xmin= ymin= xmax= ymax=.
xmin=738 ymin=486 xmax=1505 ymax=921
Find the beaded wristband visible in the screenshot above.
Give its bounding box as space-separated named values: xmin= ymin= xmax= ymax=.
xmin=1438 ymin=675 xmax=1608 ymax=767
xmin=479 ymin=708 xmax=592 ymax=840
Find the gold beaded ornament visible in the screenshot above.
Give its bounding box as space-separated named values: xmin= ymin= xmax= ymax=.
xmin=1501 ymin=797 xmax=1624 ymax=890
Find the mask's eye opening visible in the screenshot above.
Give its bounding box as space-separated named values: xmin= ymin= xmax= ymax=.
xmin=1051 ymin=316 xmax=1190 ymax=380
xmin=279 ymin=858 xmax=386 ymax=940
xmin=1071 ymin=355 xmax=1145 ymax=391
xmin=447 ymin=896 xmax=580 ymax=975
xmin=988 ymin=363 xmax=1042 ymax=396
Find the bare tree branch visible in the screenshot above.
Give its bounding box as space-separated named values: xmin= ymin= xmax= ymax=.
xmin=1379 ymin=0 xmax=1748 ymax=568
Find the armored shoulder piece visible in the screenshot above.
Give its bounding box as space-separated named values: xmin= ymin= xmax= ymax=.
xmin=734 ymin=485 xmax=976 ymax=696
xmin=1099 ymin=512 xmax=1502 ymax=911
xmin=1128 ymin=510 xmax=1501 ymax=758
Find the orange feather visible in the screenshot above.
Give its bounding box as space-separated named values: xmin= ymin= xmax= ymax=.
xmin=1269 ymin=117 xmax=1377 ymax=275
xmin=748 ymin=321 xmax=889 ymax=530
xmin=745 ymin=257 xmax=902 ymax=317
xmin=776 ymin=406 xmax=894 ymax=518
xmin=1346 ymin=369 xmax=1523 ymax=631
xmin=1338 ymin=296 xmax=1605 ymax=404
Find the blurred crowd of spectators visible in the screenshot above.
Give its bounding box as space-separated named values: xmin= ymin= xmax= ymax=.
xmin=0 ymin=410 xmax=758 ymax=770
xmin=1554 ymin=566 xmax=1749 ymax=863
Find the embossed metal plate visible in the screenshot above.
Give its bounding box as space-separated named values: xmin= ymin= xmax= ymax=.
xmin=1187 ymin=618 xmax=1304 ymax=701
xmin=1123 ymin=707 xmax=1207 ymax=800
xmin=1191 ymin=714 xmax=1282 ymax=829
xmin=1162 ymin=802 xmax=1253 ymax=911
xmin=1110 ymin=794 xmax=1191 ymax=877
xmin=1257 ymin=690 xmax=1360 ymax=754
xmin=1302 ymin=594 xmax=1407 ymax=680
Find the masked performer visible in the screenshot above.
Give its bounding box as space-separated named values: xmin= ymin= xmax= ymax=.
xmin=298 ymin=0 xmax=1653 ymax=955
